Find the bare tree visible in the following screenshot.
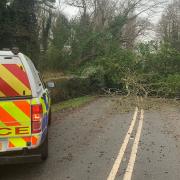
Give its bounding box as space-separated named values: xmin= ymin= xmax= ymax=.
xmin=65 ymin=0 xmax=167 ymax=43
xmin=36 ymin=0 xmax=56 ymax=51
xmin=91 ymin=0 xmax=117 ymax=30
xmin=115 ymin=0 xmax=168 ymax=19
xmin=157 ymin=0 xmax=180 ymax=50
xmin=65 ymin=0 xmax=91 ymax=24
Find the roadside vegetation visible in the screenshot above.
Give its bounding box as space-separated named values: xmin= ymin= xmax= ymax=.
xmin=52 ymin=96 xmax=96 ymax=112
xmin=0 ymin=0 xmax=179 ymax=101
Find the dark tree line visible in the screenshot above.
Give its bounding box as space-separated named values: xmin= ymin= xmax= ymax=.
xmin=0 ymin=0 xmax=55 ymax=65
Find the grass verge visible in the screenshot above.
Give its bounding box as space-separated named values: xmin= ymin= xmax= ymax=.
xmin=52 ymin=96 xmax=96 ymax=113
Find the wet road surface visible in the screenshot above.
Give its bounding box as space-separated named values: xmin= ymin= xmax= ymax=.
xmin=0 ymin=97 xmax=180 ymax=180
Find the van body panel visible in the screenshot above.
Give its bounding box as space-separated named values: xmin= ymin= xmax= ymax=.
xmin=0 ymin=60 xmax=32 ymax=98
xmin=0 ymin=97 xmax=48 ymax=152
xmin=0 ymin=100 xmax=31 ymax=138
xmin=0 ymin=99 xmax=32 ymax=152
xmin=0 ymin=51 xmax=51 ymax=162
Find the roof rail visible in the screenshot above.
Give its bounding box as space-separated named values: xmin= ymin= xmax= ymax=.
xmin=12 ymin=47 xmax=19 ymax=55
xmin=1 ymin=47 xmax=20 ymax=55
xmin=2 ymin=48 xmax=11 ymax=51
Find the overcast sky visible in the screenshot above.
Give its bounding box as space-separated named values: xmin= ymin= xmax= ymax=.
xmin=57 ymin=1 xmax=79 ymax=19
xmin=58 ymin=0 xmax=166 ymax=24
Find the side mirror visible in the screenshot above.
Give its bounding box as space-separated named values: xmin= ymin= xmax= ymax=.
xmin=46 ymin=81 xmax=55 ymax=89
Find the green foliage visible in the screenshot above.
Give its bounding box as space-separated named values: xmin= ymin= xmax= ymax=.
xmin=12 ymin=0 xmax=39 ymax=63
xmin=136 ymin=41 xmax=180 ymax=97
xmin=78 ymin=41 xmax=180 ymax=98
xmin=51 ymin=78 xmax=95 ymax=103
xmin=138 ymin=42 xmax=180 ymax=75
xmin=46 ymin=13 xmax=129 ymax=71
xmin=109 ymin=15 xmax=127 ymax=38
xmin=52 ymin=96 xmax=95 ymax=112
xmin=82 ymin=66 xmax=105 ymax=88
xmin=0 ymin=0 xmax=55 ymax=65
xmin=44 ymin=45 xmax=62 ymax=70
xmin=80 ymin=49 xmax=137 ymax=88
xmin=0 ymin=0 xmax=39 ymax=63
xmin=51 ymin=14 xmax=70 ymax=49
xmin=41 ymin=14 xmax=72 ymax=71
xmin=161 ymin=74 xmax=180 ymax=97
xmin=42 ymin=45 xmax=69 ymax=71
xmin=0 ymin=1 xmax=179 ymax=98
xmin=0 ymin=1 xmax=15 ymax=49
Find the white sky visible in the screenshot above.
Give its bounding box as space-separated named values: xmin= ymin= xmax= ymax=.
xmin=57 ymin=1 xmax=79 ymax=19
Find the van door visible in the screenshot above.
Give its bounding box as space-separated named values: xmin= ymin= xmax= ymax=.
xmin=0 ymin=57 xmax=32 ymax=150
xmin=0 ymin=99 xmax=31 ymax=138
xmin=0 ymin=62 xmax=32 ymax=98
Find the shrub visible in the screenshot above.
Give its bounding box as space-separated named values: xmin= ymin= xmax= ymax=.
xmin=50 ymin=77 xmax=94 ymax=103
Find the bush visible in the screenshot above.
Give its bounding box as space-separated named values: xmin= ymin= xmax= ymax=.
xmin=81 ymin=66 xmax=105 ymax=89
xmin=80 ymin=49 xmax=137 ymax=89
xmin=50 ymin=77 xmax=95 ymax=103
xmin=40 ymin=45 xmax=70 ymax=71
xmin=165 ymin=74 xmax=180 ymax=97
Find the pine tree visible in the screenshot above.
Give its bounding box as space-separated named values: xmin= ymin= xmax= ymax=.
xmin=12 ymin=0 xmax=39 ymax=63
xmin=0 ymin=0 xmax=15 ymax=49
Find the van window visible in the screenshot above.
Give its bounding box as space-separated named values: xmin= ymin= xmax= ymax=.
xmin=25 ymin=56 xmax=43 ymax=93
xmin=0 ymin=56 xmax=32 ymax=98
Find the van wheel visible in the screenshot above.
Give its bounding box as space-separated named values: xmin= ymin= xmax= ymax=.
xmin=40 ymin=133 xmax=48 ymax=161
xmin=48 ymin=108 xmax=52 ymax=126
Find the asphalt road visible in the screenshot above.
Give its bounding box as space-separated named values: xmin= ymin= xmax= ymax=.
xmin=0 ymin=97 xmax=180 ymax=180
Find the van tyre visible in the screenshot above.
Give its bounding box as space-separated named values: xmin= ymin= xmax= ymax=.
xmin=48 ymin=108 xmax=52 ymax=126
xmin=40 ymin=133 xmax=48 ymax=161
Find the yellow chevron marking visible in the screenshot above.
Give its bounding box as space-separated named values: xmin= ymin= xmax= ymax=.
xmin=0 ymin=90 xmax=5 ymax=97
xmin=9 ymin=138 xmax=26 ymax=148
xmin=0 ymin=65 xmax=31 ymax=96
xmin=0 ymin=121 xmax=5 ymax=127
xmin=0 ymin=102 xmax=31 ymax=125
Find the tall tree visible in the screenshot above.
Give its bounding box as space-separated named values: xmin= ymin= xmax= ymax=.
xmin=11 ymin=0 xmax=39 ymax=62
xmin=37 ymin=0 xmax=55 ymax=52
xmin=0 ymin=0 xmax=55 ymax=65
xmin=158 ymin=0 xmax=180 ymax=51
xmin=0 ymin=0 xmax=15 ymax=49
